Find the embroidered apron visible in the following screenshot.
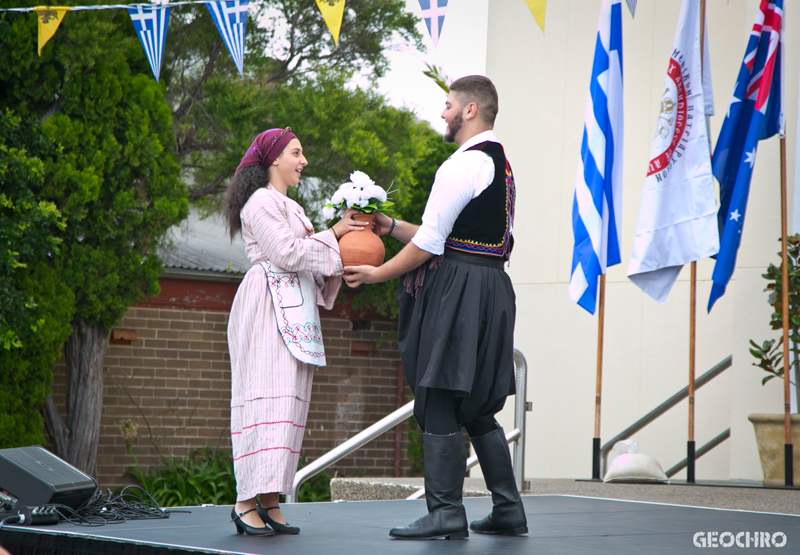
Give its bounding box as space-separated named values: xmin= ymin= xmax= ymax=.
xmin=260 ymin=209 xmax=327 ymax=366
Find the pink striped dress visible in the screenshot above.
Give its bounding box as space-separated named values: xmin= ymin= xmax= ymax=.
xmin=228 ymin=186 xmax=342 ymax=500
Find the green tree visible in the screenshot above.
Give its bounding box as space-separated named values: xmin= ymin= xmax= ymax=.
xmin=0 ymin=110 xmax=74 ymax=447
xmin=0 ymin=3 xmax=188 ymax=475
xmin=161 ymin=0 xmax=422 ymax=201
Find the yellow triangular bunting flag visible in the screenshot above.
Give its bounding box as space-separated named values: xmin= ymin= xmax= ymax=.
xmin=34 ymin=6 xmax=71 ymax=56
xmin=315 ymin=0 xmax=346 ymax=47
xmin=524 ymin=0 xmax=546 ymax=34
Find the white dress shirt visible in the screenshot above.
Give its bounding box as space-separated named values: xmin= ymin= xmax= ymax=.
xmin=412 ymin=130 xmax=500 ymax=256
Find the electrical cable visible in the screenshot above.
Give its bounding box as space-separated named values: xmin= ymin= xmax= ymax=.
xmin=0 ymin=514 xmax=23 ymax=529
xmin=0 ymin=485 xmax=175 ymax=528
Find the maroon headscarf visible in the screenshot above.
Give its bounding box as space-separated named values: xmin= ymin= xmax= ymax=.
xmin=235 ymin=127 xmax=297 ymax=175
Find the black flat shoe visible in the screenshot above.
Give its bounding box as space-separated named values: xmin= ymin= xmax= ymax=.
xmin=257 ymin=505 xmax=300 ymax=534
xmin=231 ymin=507 xmax=274 ymax=536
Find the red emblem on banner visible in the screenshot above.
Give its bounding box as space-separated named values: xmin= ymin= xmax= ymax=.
xmin=647 ymin=58 xmax=687 ymax=176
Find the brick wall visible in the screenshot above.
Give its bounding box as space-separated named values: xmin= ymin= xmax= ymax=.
xmin=49 ymin=290 xmax=417 ymax=490
xmin=305 ymin=318 xmax=414 ymax=480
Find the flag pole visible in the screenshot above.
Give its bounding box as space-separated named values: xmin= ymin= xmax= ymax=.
xmin=592 ymin=273 xmax=606 ymax=481
xmin=780 ymin=134 xmax=794 ymax=486
xmin=688 ymin=261 xmax=697 ymax=483
xmin=686 ymin=0 xmax=708 ymax=485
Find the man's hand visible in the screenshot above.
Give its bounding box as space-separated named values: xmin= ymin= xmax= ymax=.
xmin=343 ymin=242 xmax=433 ymax=287
xmin=373 ymin=212 xmax=395 ymax=237
xmin=343 ymin=265 xmax=378 ymax=288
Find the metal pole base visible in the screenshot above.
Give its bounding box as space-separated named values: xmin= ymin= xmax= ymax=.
xmin=687 ymin=441 xmax=696 ymax=483
xmin=592 ymin=437 xmax=601 ymax=481
xmin=786 ymin=444 xmax=794 ymax=487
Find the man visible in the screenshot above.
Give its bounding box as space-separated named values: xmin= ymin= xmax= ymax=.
xmin=344 ymin=75 xmax=526 ymax=540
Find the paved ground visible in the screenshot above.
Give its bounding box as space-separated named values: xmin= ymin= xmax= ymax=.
xmin=331 ymin=477 xmax=800 ymax=515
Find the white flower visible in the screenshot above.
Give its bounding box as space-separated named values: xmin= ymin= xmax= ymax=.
xmin=322 ymin=206 xmax=336 ymax=220
xmin=349 ymin=171 xmax=375 ymax=188
xmin=331 ymin=189 xmax=345 ymax=206
xmin=321 ymin=170 xmax=390 ymax=216
xmin=342 ymin=187 xmax=361 ymax=208
xmin=364 ymin=184 xmax=387 ymax=203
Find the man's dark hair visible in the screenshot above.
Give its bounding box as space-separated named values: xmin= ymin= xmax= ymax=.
xmin=450 ymin=75 xmax=499 ymax=125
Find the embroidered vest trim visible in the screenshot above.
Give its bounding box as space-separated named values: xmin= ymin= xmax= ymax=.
xmin=444 ymin=141 xmax=516 ymax=259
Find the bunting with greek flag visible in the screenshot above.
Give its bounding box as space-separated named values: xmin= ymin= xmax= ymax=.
xmin=418 ymin=0 xmax=447 ymax=48
xmin=34 ymin=6 xmax=70 ymax=56
xmin=569 ymin=0 xmax=624 ymax=314
xmin=127 ymin=4 xmax=172 ymax=83
xmin=708 ymin=0 xmax=784 ymax=311
xmin=205 ymin=1 xmax=249 ymax=77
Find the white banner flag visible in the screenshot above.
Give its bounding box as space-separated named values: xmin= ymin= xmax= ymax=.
xmin=626 ymin=0 xmax=719 ymax=303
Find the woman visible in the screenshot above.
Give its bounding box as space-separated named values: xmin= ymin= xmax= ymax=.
xmin=224 ymin=127 xmax=365 ymax=536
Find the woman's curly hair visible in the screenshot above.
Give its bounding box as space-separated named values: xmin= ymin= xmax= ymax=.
xmin=223 ymin=164 xmax=271 ymax=240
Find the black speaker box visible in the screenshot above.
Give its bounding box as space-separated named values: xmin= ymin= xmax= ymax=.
xmin=0 ymin=446 xmax=97 ymax=511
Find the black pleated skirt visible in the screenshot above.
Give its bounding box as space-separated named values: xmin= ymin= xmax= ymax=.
xmin=397 ymin=249 xmax=516 ymax=423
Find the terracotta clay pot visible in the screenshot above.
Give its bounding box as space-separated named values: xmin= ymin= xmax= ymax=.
xmin=338 ymin=213 xmax=385 ymax=267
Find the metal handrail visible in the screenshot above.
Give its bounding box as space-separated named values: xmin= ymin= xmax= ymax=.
xmin=512 ymin=349 xmax=528 ymax=491
xmin=665 ymin=429 xmax=731 ymax=477
xmin=600 ymin=355 xmax=732 ymax=479
xmin=287 ymin=349 xmax=529 ymax=503
xmin=286 ymin=401 xmax=414 ymax=503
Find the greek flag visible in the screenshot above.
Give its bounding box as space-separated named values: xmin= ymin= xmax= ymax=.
xmin=127 ymin=4 xmax=172 ymax=83
xmin=569 ymin=0 xmax=624 ymax=314
xmin=708 ymin=0 xmax=783 ymax=311
xmin=205 ymin=1 xmax=249 ymax=77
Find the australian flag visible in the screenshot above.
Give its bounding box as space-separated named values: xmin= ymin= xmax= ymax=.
xmin=708 ymin=0 xmax=784 ymax=311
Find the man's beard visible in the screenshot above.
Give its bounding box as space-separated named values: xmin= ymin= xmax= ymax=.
xmin=443 ymin=112 xmax=464 ymax=144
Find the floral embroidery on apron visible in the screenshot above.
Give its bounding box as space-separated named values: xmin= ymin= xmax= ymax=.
xmin=261 ymin=261 xmax=326 ymax=366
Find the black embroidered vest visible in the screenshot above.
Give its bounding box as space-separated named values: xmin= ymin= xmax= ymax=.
xmin=444 ymin=141 xmax=515 ymax=260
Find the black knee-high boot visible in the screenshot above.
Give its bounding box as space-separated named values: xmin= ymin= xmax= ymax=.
xmin=469 ymin=424 xmax=528 ymax=535
xmin=389 ymin=431 xmax=469 ymax=540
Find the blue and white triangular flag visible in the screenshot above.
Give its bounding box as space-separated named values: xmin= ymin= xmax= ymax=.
xmin=127 ymin=4 xmax=172 ymax=82
xmin=625 ymin=0 xmax=636 ymax=18
xmin=205 ymin=0 xmax=249 ymax=77
xmin=418 ymin=0 xmax=447 ymax=48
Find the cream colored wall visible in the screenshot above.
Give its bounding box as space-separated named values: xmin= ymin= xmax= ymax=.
xmin=485 ymin=1 xmax=799 ymax=482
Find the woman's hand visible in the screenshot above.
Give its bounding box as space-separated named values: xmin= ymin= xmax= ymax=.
xmin=373 ymin=212 xmax=395 ymax=237
xmin=331 ymin=209 xmax=369 ymax=239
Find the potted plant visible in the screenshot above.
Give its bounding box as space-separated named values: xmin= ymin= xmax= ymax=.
xmin=748 ymin=234 xmax=800 ymax=486
xmin=322 ymin=171 xmax=394 ymax=267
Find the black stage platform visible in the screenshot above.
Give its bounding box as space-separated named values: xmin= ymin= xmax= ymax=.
xmin=2 ymin=495 xmax=799 ymax=554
